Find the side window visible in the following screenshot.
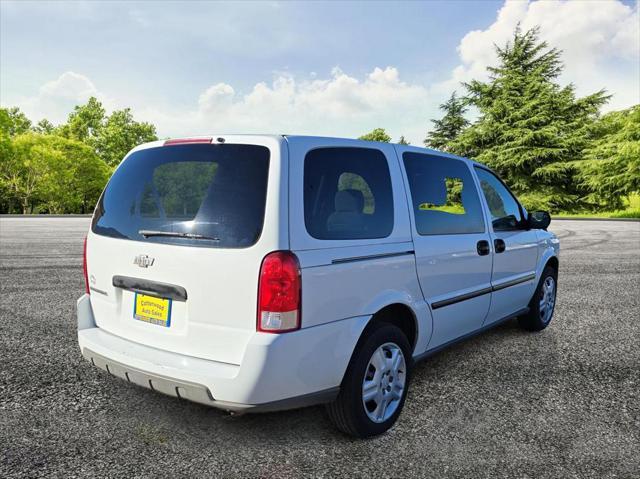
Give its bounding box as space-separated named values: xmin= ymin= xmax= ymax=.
xmin=403 ymin=153 xmax=485 ymax=235
xmin=304 ymin=147 xmax=394 ymax=240
xmin=474 ymin=167 xmax=523 ymax=231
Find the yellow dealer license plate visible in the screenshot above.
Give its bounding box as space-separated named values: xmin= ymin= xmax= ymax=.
xmin=134 ymin=293 xmax=172 ymax=327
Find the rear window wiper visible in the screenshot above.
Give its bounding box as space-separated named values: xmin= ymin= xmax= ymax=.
xmin=138 ymin=229 xmax=220 ymax=241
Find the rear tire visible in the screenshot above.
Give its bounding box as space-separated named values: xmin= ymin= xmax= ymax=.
xmin=518 ymin=264 xmax=558 ymax=331
xmin=326 ymin=322 xmax=412 ymax=438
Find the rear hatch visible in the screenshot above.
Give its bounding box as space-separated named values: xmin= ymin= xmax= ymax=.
xmin=85 ymin=137 xmax=287 ymax=365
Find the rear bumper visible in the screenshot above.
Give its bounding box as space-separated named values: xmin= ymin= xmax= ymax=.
xmin=77 ymin=294 xmax=369 ymax=412
xmin=81 ymin=347 xmax=338 ymax=413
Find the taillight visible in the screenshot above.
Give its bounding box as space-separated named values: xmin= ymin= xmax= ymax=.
xmin=257 ymin=251 xmax=301 ymax=333
xmin=83 ymin=236 xmax=90 ymax=294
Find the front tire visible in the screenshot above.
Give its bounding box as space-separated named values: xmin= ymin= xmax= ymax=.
xmin=518 ymin=264 xmax=558 ymax=331
xmin=326 ymin=322 xmax=412 ymax=438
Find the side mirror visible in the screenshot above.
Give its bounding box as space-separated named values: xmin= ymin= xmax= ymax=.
xmin=528 ymin=210 xmax=551 ymax=230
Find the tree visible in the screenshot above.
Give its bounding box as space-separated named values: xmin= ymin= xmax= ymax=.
xmin=424 ymin=92 xmax=469 ymax=151
xmin=578 ymin=105 xmax=640 ymax=209
xmin=1 ymin=107 xmax=32 ymax=136
xmin=58 ymin=98 xmax=157 ymax=167
xmin=95 ymin=108 xmax=157 ymax=167
xmin=59 ymin=97 xmax=105 ymax=142
xmin=0 ymin=101 xmax=155 ymax=213
xmin=359 ymin=128 xmax=391 ymax=142
xmin=0 ymin=109 xmax=12 ymax=155
xmin=1 ymin=133 xmax=109 ymax=213
xmin=51 ymin=135 xmax=111 ymax=213
xmin=449 ymin=26 xmax=609 ymax=211
xmin=33 ymin=119 xmax=55 ymax=134
xmin=397 ymin=136 xmax=410 ymax=145
xmin=1 ymin=133 xmax=51 ymax=213
xmin=0 ymin=109 xmax=15 ymax=212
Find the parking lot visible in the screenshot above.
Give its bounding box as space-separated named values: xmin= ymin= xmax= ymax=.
xmin=1 ymin=217 xmax=638 ymax=478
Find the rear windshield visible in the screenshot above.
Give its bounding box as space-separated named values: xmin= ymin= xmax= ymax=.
xmin=92 ymin=143 xmax=270 ymax=248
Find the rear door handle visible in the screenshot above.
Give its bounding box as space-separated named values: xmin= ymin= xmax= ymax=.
xmin=477 ymin=240 xmax=490 ymax=256
xmin=112 ymin=275 xmax=188 ymax=301
xmin=494 ymin=239 xmax=506 ymax=253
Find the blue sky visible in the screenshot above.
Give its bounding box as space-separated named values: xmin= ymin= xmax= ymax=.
xmin=1 ymin=1 xmax=638 ymax=144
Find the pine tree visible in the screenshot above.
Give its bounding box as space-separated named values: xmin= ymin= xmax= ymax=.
xmin=424 ymin=92 xmax=469 ymax=151
xmin=579 ymin=105 xmax=640 ymax=209
xmin=449 ymin=26 xmax=609 ymax=211
xmin=397 ymin=136 xmax=410 ymax=145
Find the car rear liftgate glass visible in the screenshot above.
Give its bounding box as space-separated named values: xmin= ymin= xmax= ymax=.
xmin=92 ymin=144 xmax=270 ymax=248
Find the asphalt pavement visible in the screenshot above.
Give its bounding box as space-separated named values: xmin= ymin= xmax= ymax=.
xmin=1 ymin=217 xmax=638 ymax=478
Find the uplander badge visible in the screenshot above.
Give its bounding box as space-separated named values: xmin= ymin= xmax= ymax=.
xmin=134 ymin=254 xmax=155 ymax=268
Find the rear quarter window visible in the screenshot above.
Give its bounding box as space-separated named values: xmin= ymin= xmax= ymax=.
xmin=92 ymin=144 xmax=270 ymax=248
xmin=303 ymin=147 xmax=394 ymax=240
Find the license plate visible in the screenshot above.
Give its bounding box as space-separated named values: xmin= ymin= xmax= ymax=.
xmin=134 ymin=293 xmax=172 ymax=327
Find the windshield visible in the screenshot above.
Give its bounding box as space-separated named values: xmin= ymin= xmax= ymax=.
xmin=92 ymin=143 xmax=270 ymax=248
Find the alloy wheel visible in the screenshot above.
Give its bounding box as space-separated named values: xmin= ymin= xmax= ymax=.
xmin=361 ymin=342 xmax=407 ymax=423
xmin=539 ymin=276 xmax=556 ymax=324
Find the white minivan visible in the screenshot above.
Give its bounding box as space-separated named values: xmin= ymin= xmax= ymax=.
xmin=77 ymin=135 xmax=559 ymax=437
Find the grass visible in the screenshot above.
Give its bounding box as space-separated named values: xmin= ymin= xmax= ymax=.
xmin=554 ymin=194 xmax=640 ymax=219
xmin=554 ymin=210 xmax=640 ymax=219
xmin=418 ymin=203 xmax=466 ymax=214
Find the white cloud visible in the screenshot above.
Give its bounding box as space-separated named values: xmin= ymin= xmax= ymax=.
xmin=39 ymin=71 xmax=99 ymax=101
xmin=439 ymin=0 xmax=640 ymax=111
xmin=13 ymin=71 xmax=110 ymax=124
xmin=139 ymin=66 xmax=434 ymax=144
xmin=198 ymin=83 xmax=236 ymax=113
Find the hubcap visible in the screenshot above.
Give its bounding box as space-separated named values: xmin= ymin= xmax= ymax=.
xmin=362 ymin=342 xmax=406 ymax=423
xmin=539 ymin=276 xmax=556 ymax=324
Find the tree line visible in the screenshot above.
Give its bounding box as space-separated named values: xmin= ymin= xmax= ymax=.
xmin=0 ymin=99 xmax=157 ymax=214
xmin=1 ymin=26 xmax=638 ymax=215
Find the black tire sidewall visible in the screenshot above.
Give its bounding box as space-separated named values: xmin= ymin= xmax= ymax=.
xmin=340 ymin=323 xmax=412 ymax=438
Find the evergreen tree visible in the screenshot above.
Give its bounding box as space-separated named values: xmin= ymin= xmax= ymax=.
xmin=579 ymin=105 xmax=640 ymax=209
xmin=424 ymin=92 xmax=469 ymax=151
xmin=397 ymin=136 xmax=410 ymax=145
xmin=450 ymin=26 xmax=609 ymax=211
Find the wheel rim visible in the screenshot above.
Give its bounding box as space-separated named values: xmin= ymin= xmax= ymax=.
xmin=539 ymin=275 xmax=556 ymax=324
xmin=362 ymin=342 xmax=407 ymax=423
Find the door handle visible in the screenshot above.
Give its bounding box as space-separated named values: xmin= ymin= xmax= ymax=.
xmin=476 ymin=240 xmax=490 ymax=256
xmin=494 ymin=239 xmax=506 ymax=253
xmin=112 ymin=275 xmax=188 ymax=301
